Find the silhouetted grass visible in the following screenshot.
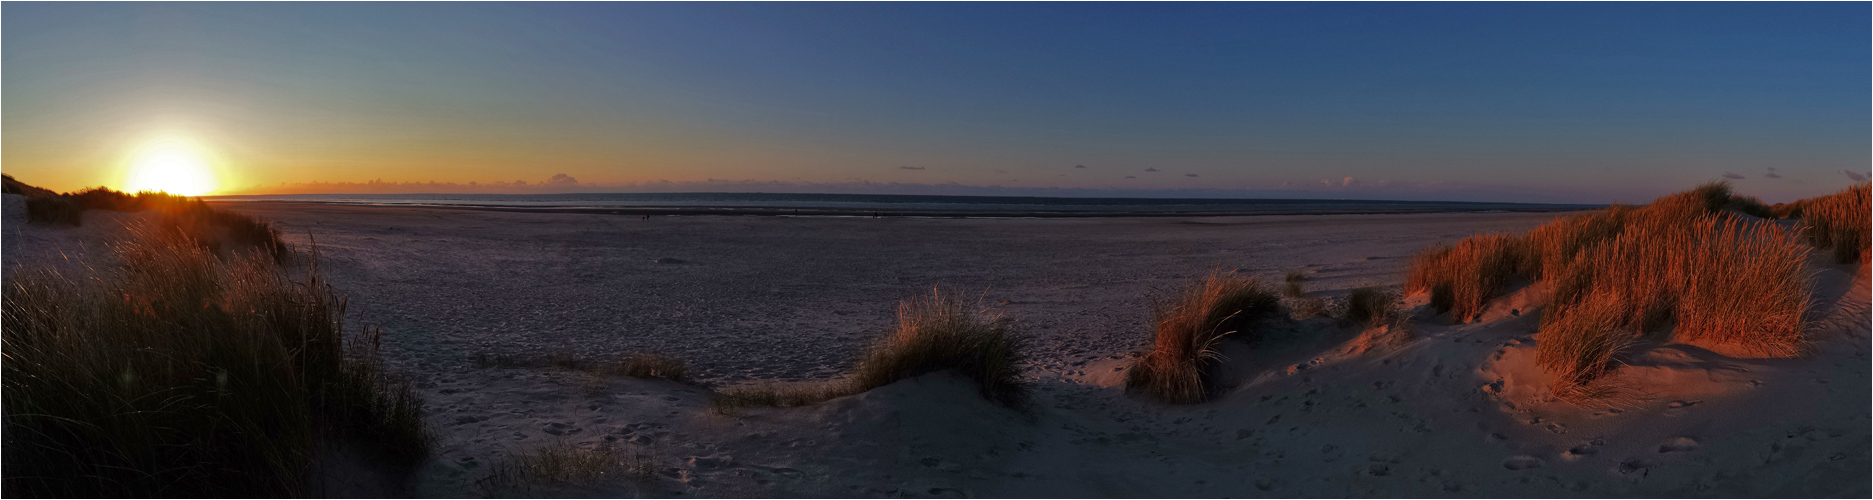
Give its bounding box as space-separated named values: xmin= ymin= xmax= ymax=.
xmin=713 ymin=288 xmax=1025 ymax=410
xmin=12 ymin=180 xmax=289 ymax=263
xmin=1 ymin=224 xmax=427 ymax=497
xmin=22 ymin=195 xmax=82 ymax=225
xmin=1125 ymin=273 xmax=1281 ymax=404
xmin=3 ymin=173 xmax=59 ymax=198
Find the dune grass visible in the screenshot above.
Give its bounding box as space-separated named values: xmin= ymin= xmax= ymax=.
xmin=1344 ymin=287 xmax=1398 ymax=326
xmin=1282 ymin=271 xmax=1307 ymax=298
xmin=614 ymin=352 xmax=691 ymax=383
xmin=14 ymin=181 xmax=290 ymax=262
xmin=1124 ymin=273 xmax=1281 ymax=404
xmin=713 ymin=288 xmax=1025 ymax=410
xmin=474 ymin=440 xmax=661 ymax=495
xmin=1 ymin=223 xmax=427 ymax=497
xmin=1405 ymin=233 xmax=1526 ymax=322
xmin=1403 ymin=181 xmax=1815 ymax=399
xmin=1793 ymin=182 xmax=1870 ymax=264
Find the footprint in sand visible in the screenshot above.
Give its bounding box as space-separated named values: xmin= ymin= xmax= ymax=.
xmin=1562 ymin=443 xmax=1598 ymax=460
xmin=1502 ymin=456 xmax=1545 ymax=470
xmin=1658 ymin=437 xmax=1700 ymax=453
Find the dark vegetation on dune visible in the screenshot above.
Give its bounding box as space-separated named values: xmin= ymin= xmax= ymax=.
xmin=1405 ymin=180 xmax=1864 ymax=400
xmin=1125 ymin=273 xmax=1282 ymax=404
xmin=713 ymin=288 xmax=1026 ymax=410
xmin=2 ymin=177 xmax=427 ymax=496
xmin=8 ymin=177 xmax=289 ymax=262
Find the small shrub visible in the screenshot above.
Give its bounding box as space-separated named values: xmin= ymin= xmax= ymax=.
xmin=1125 ymin=273 xmax=1280 ymax=404
xmin=1282 ymin=271 xmax=1307 ymax=298
xmin=1344 ymin=287 xmax=1397 ymax=326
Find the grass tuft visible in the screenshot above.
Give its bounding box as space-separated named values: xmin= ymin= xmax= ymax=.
xmin=1 ymin=223 xmax=427 ymax=497
xmin=1282 ymin=271 xmax=1307 ymax=298
xmin=1794 ymin=182 xmax=1870 ymax=264
xmin=1408 ymin=181 xmax=1818 ymax=401
xmin=712 ymin=288 xmax=1025 ymax=410
xmin=1344 ymin=287 xmax=1398 ymax=326
xmin=1124 ymin=273 xmax=1281 ymax=404
xmin=474 ymin=440 xmax=661 ymax=495
xmin=1405 ymin=234 xmax=1526 ymax=321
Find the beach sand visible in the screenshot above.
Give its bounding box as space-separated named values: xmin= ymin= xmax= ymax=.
xmin=7 ymin=197 xmax=1867 ymax=497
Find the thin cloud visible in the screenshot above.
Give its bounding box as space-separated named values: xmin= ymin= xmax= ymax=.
xmin=1124 ymin=175 xmax=1136 ymax=179
xmin=1074 ymin=164 xmax=1086 ymax=169
xmin=1722 ymin=172 xmax=1745 ymax=180
xmin=898 ymin=166 xmax=926 ymax=170
xmin=1843 ymin=170 xmax=1869 ymax=182
xmin=1762 ymin=167 xmax=1781 ymax=179
xmin=1144 ymin=168 xmax=1159 ymax=172
xmin=1185 ymin=173 xmax=1199 ymax=178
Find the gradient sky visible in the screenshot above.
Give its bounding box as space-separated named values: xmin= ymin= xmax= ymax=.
xmin=4 ymin=2 xmax=1867 ymax=203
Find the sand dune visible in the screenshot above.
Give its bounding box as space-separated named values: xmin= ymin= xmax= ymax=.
xmin=6 ymin=196 xmax=1866 ymax=497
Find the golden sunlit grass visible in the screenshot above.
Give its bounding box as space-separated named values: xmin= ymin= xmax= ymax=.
xmin=1405 ymin=233 xmax=1526 ymax=322
xmin=1403 ymin=181 xmax=1816 ymax=400
xmin=1 ymin=223 xmax=427 ymax=497
xmin=1124 ymin=273 xmax=1280 ymax=404
xmin=713 ymin=288 xmax=1025 ymax=411
xmin=1793 ymin=182 xmax=1870 ymax=264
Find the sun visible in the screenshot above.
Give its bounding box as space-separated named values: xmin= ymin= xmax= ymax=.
xmin=124 ymin=138 xmax=220 ymax=196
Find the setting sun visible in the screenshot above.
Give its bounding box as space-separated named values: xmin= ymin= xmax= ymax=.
xmin=124 ymin=138 xmax=218 ymax=196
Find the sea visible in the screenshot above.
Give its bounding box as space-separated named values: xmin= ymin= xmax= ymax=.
xmin=208 ymin=192 xmax=1596 ymax=217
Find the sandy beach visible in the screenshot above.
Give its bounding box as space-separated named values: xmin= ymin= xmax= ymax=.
xmin=6 ymin=197 xmax=1867 ymax=497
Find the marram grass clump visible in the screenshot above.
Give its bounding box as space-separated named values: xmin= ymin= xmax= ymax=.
xmin=1125 ymin=273 xmax=1281 ymax=404
xmin=713 ymin=288 xmax=1026 ymax=410
xmin=1 ymin=224 xmax=427 ymax=497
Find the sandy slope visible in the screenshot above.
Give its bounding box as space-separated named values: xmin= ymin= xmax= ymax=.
xmin=6 ymin=197 xmax=1867 ymax=497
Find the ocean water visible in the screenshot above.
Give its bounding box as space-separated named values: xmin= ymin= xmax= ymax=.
xmin=209 ymin=192 xmax=1595 ymax=217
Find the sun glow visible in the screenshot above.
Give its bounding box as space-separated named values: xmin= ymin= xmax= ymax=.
xmin=124 ymin=138 xmax=220 ymax=196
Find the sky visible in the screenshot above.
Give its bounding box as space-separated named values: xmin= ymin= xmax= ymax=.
xmin=4 ymin=2 xmax=1867 ymax=203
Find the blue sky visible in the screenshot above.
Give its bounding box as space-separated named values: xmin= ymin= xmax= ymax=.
xmin=4 ymin=2 xmax=1867 ymax=202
